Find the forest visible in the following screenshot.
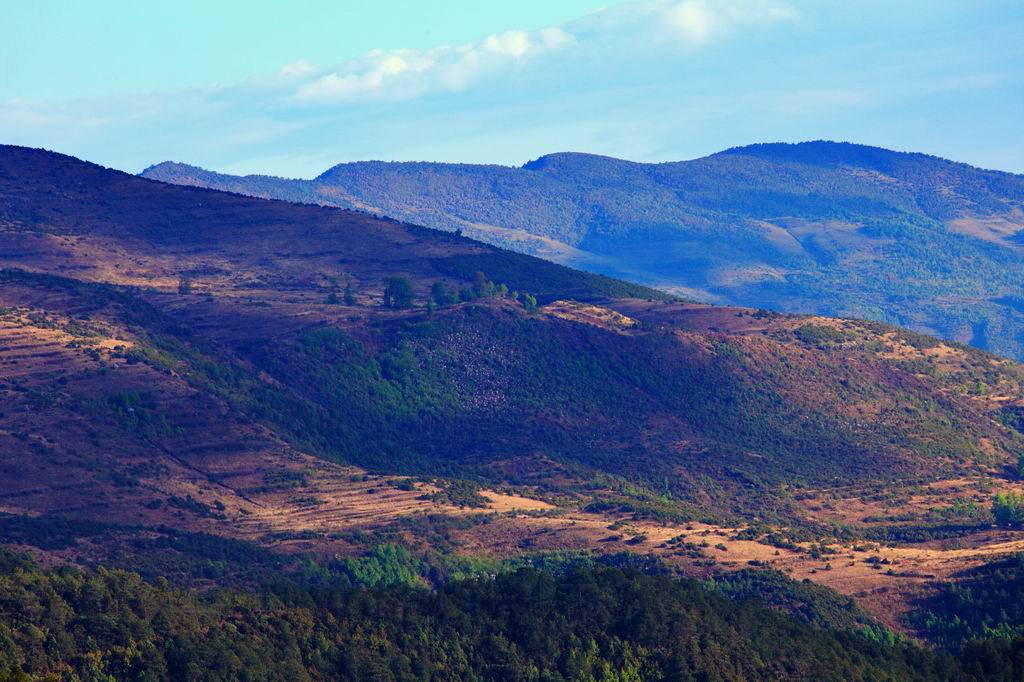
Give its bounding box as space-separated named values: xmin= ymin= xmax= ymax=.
xmin=3 ymin=549 xmax=1021 ymax=682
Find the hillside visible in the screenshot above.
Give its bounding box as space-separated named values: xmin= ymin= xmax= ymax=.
xmin=3 ymin=555 xmax=988 ymax=681
xmin=6 ymin=144 xmax=1024 ymax=655
xmin=143 ymin=141 xmax=1024 ymax=360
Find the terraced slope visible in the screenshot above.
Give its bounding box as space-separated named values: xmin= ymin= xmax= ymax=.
xmin=6 ymin=145 xmax=1024 ymax=629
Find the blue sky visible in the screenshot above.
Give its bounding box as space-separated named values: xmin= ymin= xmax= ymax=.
xmin=2 ymin=0 xmax=1022 ymax=176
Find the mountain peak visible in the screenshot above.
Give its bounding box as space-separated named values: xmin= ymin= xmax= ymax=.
xmin=140 ymin=160 xmax=231 ymax=185
xmin=141 ymin=160 xmax=203 ymax=175
xmin=521 ymin=151 xmax=636 ymax=173
xmin=713 ymin=140 xmax=951 ymax=170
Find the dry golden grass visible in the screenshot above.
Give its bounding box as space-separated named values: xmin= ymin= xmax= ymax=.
xmin=542 ymin=300 xmax=637 ymax=332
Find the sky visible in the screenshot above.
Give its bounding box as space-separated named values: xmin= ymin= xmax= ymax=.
xmin=2 ymin=0 xmax=1022 ymax=176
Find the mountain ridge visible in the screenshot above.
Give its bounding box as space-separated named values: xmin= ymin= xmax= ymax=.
xmin=141 ymin=141 xmax=1024 ymax=359
xmin=145 ymin=141 xmax=1023 ymax=179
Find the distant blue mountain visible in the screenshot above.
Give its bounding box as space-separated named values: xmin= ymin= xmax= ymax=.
xmin=143 ymin=141 xmax=1024 ymax=358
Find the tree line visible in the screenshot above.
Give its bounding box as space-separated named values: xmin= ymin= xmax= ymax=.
xmin=377 ymin=270 xmax=537 ymax=313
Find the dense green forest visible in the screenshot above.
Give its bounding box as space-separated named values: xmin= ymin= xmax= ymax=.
xmin=4 ymin=548 xmax=1021 ymax=681
xmin=911 ymin=553 xmax=1024 ymax=649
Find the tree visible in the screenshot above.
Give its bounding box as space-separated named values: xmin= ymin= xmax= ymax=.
xmin=521 ymin=293 xmax=538 ymax=313
xmin=177 ymin=276 xmax=192 ymax=296
xmin=472 ymin=271 xmax=495 ymax=299
xmin=431 ymin=281 xmax=458 ymax=306
xmin=1017 ymin=454 xmax=1024 ymax=480
xmin=472 ymin=271 xmax=487 ymax=297
xmin=383 ymin=276 xmax=415 ymax=308
xmin=992 ymin=492 xmax=1024 ymax=526
xmin=344 ymin=280 xmax=357 ymax=306
xmin=325 ymin=292 xmax=340 ymax=305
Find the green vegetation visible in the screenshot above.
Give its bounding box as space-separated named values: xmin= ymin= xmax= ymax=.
xmin=383 ymin=276 xmax=415 ymax=308
xmin=430 ymin=270 xmax=540 ymax=314
xmin=795 ymin=324 xmax=850 ymax=346
xmin=910 ymin=553 xmax=1024 ymax=650
xmin=341 ymin=543 xmax=424 ymax=589
xmin=390 ymin=269 xmax=547 ymax=312
xmin=431 ymin=252 xmax=673 ymax=303
xmin=708 ymin=569 xmax=875 ymax=632
xmin=219 ymin=303 xmax=1013 ymax=522
xmin=1 ymin=549 xmax=1004 ymax=681
xmin=991 ymin=492 xmax=1024 ymax=526
xmin=0 ymin=515 xmax=116 ymax=551
xmin=431 ymin=280 xmax=458 ymax=306
xmin=80 ymin=391 xmax=178 ymax=437
xmin=425 ymin=479 xmax=490 ymax=508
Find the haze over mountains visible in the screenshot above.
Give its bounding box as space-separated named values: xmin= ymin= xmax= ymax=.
xmin=144 ymin=141 xmax=1024 ymax=360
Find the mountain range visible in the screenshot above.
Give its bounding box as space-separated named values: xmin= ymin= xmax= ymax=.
xmin=5 ymin=144 xmax=1024 ymax=677
xmin=5 ymin=142 xmax=1022 ymax=529
xmin=143 ymin=141 xmax=1024 ymax=360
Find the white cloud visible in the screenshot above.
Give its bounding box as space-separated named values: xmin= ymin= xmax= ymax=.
xmin=537 ymin=27 xmax=575 ymax=50
xmin=669 ymin=2 xmax=714 ymax=44
xmin=482 ymin=30 xmax=532 ymax=58
xmin=292 ymin=24 xmax=579 ymax=104
xmin=668 ymin=0 xmax=800 ymax=44
xmin=575 ymin=0 xmax=797 ymax=48
xmin=279 ymin=60 xmax=315 ymax=78
xmin=295 ymin=48 xmax=445 ymax=101
xmin=289 ymin=1 xmax=793 ymax=104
